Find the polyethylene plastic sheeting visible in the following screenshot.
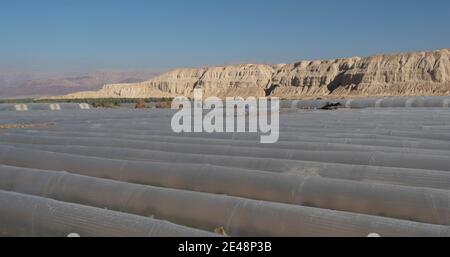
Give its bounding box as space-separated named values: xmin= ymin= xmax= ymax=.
xmin=11 ymin=128 xmax=450 ymax=151
xmin=3 ymin=106 xmax=450 ymax=236
xmin=1 ymin=148 xmax=450 ymax=226
xmin=6 ymin=143 xmax=450 ymax=190
xmin=5 ymin=130 xmax=450 ymax=157
xmin=31 ymin=123 xmax=450 ymax=145
xmin=0 ymin=103 xmax=90 ymax=112
xmin=282 ymin=96 xmax=450 ymax=109
xmin=0 ymin=166 xmax=448 ymax=237
xmin=2 ymin=133 xmax=450 ymax=172
xmin=0 ymin=190 xmax=216 ymax=237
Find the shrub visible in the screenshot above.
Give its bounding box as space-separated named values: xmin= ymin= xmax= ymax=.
xmin=135 ymin=99 xmax=148 ymax=109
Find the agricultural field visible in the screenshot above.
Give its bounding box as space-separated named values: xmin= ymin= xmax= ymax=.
xmin=1 ymin=97 xmax=450 ymax=237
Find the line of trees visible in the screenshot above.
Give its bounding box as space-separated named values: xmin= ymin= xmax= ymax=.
xmin=0 ymin=98 xmax=174 ymax=108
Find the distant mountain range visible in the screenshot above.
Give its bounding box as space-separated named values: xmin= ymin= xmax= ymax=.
xmin=4 ymin=48 xmax=450 ymax=100
xmin=0 ymin=70 xmax=163 ymax=99
xmin=55 ymin=48 xmax=450 ymax=100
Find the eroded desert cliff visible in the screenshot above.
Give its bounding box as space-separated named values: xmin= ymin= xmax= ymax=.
xmin=58 ymin=48 xmax=450 ymax=99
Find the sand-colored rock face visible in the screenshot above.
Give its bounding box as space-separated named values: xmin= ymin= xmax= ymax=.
xmin=59 ymin=49 xmax=450 ymax=99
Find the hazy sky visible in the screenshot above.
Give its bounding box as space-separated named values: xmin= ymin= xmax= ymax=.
xmin=1 ymin=0 xmax=449 ymax=72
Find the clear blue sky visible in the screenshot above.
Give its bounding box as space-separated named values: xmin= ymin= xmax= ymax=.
xmin=1 ymin=0 xmax=449 ymax=72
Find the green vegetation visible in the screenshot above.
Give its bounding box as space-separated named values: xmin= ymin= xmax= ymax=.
xmin=0 ymin=98 xmax=175 ymax=109
xmin=0 ymin=98 xmax=35 ymax=104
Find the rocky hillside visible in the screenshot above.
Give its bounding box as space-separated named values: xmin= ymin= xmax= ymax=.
xmin=58 ymin=49 xmax=450 ymax=99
